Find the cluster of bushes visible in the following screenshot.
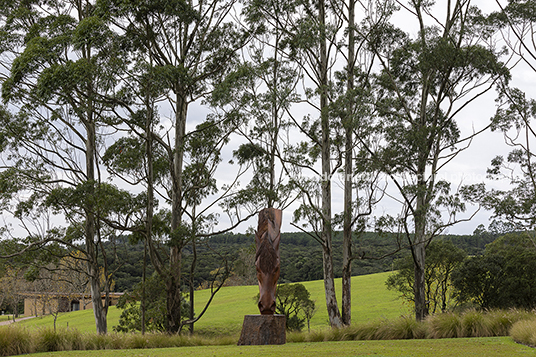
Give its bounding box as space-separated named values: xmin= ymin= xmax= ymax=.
xmin=253 ymin=283 xmax=317 ymax=332
xmin=452 ymin=233 xmax=536 ymax=310
xmin=387 ymin=233 xmax=536 ymax=313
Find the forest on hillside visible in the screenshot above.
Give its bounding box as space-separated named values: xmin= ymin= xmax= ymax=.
xmin=103 ymin=229 xmax=499 ymax=293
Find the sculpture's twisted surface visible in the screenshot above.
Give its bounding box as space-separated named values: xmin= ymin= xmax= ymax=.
xmin=255 ymin=208 xmax=282 ymax=315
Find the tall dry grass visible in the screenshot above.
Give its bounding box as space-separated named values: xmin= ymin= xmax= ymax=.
xmin=0 ymin=325 xmax=237 ymax=356
xmin=510 ymin=318 xmax=536 ymax=347
xmin=287 ymin=309 xmax=536 ymax=343
xmin=0 ymin=325 xmax=32 ymax=356
xmin=2 ymin=310 xmax=535 ymax=356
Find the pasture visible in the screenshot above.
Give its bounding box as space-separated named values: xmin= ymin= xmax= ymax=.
xmin=6 ymin=272 xmax=535 ymax=357
xmin=19 ymin=272 xmax=409 ymax=335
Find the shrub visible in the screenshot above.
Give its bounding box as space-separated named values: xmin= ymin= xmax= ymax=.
xmin=452 ymin=233 xmax=536 ymax=310
xmin=386 ymin=240 xmax=466 ymax=314
xmin=336 ymin=320 xmax=383 ymax=341
xmin=306 ymin=328 xmax=330 ymax=342
xmin=114 ymin=273 xmax=190 ymax=333
xmin=275 ymin=283 xmax=316 ymax=332
xmin=483 ymin=309 xmax=513 ymax=336
xmin=35 ymin=328 xmax=64 ymax=352
xmin=287 ymin=330 xmax=307 ymax=343
xmin=85 ymin=333 xmax=111 ymax=350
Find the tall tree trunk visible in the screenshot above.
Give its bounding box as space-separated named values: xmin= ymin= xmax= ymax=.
xmin=319 ymin=0 xmax=342 ymax=329
xmin=167 ymin=91 xmax=188 ymax=333
xmin=85 ymin=119 xmax=107 ymax=334
xmin=142 ymin=76 xmax=155 ymax=335
xmin=342 ymin=0 xmax=356 ymax=327
xmin=269 ymin=31 xmax=280 ymax=208
xmin=189 ymin=207 xmax=197 ymax=335
xmin=188 ymin=241 xmax=196 ymax=334
xmin=413 ymin=161 xmax=427 ymax=321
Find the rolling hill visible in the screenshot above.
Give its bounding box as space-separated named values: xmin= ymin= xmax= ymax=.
xmin=19 ymin=271 xmax=407 ymax=335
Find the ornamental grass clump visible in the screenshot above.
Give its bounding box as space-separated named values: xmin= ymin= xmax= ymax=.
xmin=375 ymin=316 xmax=426 ymax=340
xmin=0 ymin=325 xmax=32 ymax=356
xmin=460 ymin=310 xmax=492 ymax=337
xmin=306 ymin=328 xmax=332 ymax=342
xmin=341 ymin=320 xmax=383 ymax=340
xmin=483 ymin=309 xmax=515 ymax=336
xmin=35 ymin=328 xmax=68 ymax=352
xmin=426 ymin=312 xmax=462 ymax=339
xmin=510 ymin=318 xmax=536 ymax=347
xmin=84 ymin=333 xmax=116 ymax=350
xmin=34 ymin=327 xmax=92 ymax=352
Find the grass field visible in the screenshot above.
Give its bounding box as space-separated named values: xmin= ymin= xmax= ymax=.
xmin=20 ymin=272 xmax=409 ymax=335
xmin=0 ymin=315 xmax=13 ymax=323
xmin=19 ymin=337 xmax=536 ymax=357
xmin=7 ymin=273 xmax=536 ymax=356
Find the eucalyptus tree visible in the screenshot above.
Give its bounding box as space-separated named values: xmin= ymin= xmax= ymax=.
xmin=360 ymin=0 xmax=510 ymax=321
xmin=241 ymin=0 xmax=387 ymax=327
xmin=0 ymin=0 xmax=136 ymax=333
xmin=242 ymin=0 xmax=347 ymax=327
xmin=214 ymin=1 xmax=302 ymax=211
xmin=328 ymin=0 xmax=392 ymax=326
xmin=98 ymin=0 xmax=251 ymax=333
xmin=482 ymin=0 xmax=536 ymax=231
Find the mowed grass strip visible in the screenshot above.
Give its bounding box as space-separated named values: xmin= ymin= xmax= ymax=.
xmin=20 ymin=272 xmax=407 ymax=335
xmin=23 ymin=337 xmax=536 ymax=357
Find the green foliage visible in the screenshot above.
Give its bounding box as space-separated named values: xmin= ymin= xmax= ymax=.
xmin=484 ymin=86 xmax=536 ymax=231
xmin=452 ymin=232 xmax=536 ymax=310
xmin=0 ymin=333 xmax=533 ymax=356
xmin=288 ymin=309 xmax=533 ymax=342
xmin=114 ymin=273 xmax=189 ymax=333
xmin=0 ymin=324 xmax=235 ymax=355
xmin=386 ymin=240 xmax=467 ymax=313
xmin=253 ymin=283 xmax=315 ymax=331
xmin=274 ymin=283 xmax=316 ymax=331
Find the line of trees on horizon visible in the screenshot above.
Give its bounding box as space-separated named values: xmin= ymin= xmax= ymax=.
xmin=1 ymin=0 xmax=536 ymax=334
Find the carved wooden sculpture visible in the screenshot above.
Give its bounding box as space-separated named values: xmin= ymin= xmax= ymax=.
xmin=255 ymin=208 xmax=282 ymax=315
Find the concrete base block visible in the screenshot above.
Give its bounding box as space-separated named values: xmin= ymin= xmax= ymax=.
xmin=237 ymin=314 xmax=286 ymax=345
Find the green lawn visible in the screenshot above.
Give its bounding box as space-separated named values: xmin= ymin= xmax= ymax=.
xmin=19 ymin=306 xmax=123 ymax=334
xmin=11 ymin=274 xmax=536 ymax=356
xmin=0 ymin=315 xmax=14 ymax=322
xmin=19 ymin=272 xmax=408 ymax=335
xmin=23 ymin=337 xmax=536 ymax=357
xmin=193 ymin=271 xmax=408 ymax=335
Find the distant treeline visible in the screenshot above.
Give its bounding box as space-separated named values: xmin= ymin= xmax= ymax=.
xmin=108 ymin=230 xmax=499 ymax=293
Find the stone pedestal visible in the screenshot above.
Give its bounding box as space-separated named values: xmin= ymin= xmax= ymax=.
xmin=237 ymin=314 xmax=286 ymax=345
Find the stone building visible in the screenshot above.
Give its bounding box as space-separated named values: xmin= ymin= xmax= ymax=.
xmin=23 ymin=292 xmax=122 ymax=316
